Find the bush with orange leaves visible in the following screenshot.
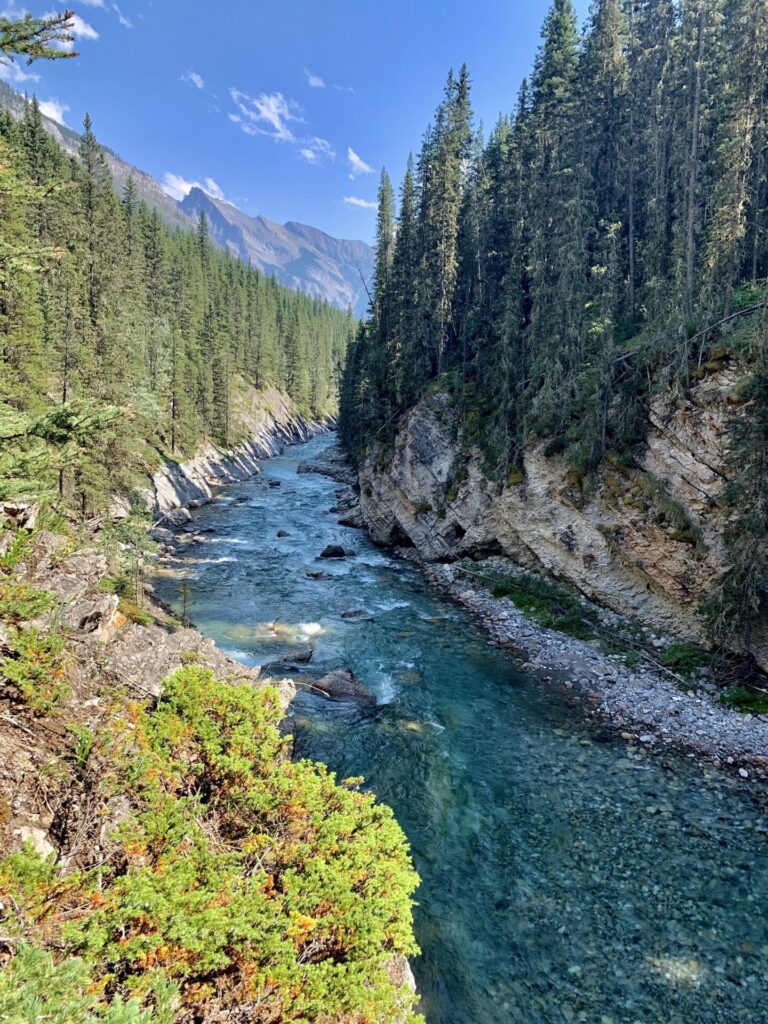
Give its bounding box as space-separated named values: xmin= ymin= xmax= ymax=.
xmin=0 ymin=666 xmax=422 ymax=1023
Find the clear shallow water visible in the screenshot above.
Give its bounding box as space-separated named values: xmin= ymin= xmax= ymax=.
xmin=154 ymin=434 xmax=768 ymax=1024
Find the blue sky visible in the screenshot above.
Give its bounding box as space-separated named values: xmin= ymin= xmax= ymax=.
xmin=1 ymin=0 xmax=589 ymax=243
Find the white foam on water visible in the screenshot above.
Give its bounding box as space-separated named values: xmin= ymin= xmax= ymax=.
xmin=426 ymin=717 xmax=446 ymax=733
xmin=184 ymin=556 xmax=237 ymax=565
xmin=377 ymin=673 xmax=397 ymax=705
xmin=376 ymin=599 xmax=411 ymax=612
xmin=299 ymin=622 xmax=324 ymax=638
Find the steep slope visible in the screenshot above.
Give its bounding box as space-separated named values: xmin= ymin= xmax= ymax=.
xmin=180 ymin=187 xmax=373 ymax=316
xmin=0 ymin=81 xmax=373 ymax=313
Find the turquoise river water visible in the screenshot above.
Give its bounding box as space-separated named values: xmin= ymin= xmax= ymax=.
xmin=153 ymin=433 xmax=768 ymax=1024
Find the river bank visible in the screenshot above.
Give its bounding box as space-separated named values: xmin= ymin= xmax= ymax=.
xmin=420 ymin=557 xmax=768 ymax=780
xmin=299 ymin=445 xmax=768 ymax=782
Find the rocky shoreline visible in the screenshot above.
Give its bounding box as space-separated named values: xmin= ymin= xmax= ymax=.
xmin=418 ymin=557 xmax=768 ymax=781
xmin=298 ymin=445 xmax=768 ymax=782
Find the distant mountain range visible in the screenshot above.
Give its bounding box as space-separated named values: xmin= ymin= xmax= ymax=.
xmin=180 ymin=188 xmax=373 ymax=315
xmin=0 ymin=82 xmax=373 ymax=315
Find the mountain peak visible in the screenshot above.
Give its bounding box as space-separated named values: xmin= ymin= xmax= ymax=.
xmin=179 ymin=189 xmax=372 ymax=316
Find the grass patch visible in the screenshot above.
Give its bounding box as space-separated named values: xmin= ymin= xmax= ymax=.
xmin=491 ymin=573 xmax=598 ymax=640
xmin=658 ymin=642 xmax=712 ymax=676
xmin=719 ymin=685 xmax=768 ymax=715
xmin=117 ymin=596 xmax=153 ymax=626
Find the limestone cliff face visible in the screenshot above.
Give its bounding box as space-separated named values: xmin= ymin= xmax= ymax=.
xmin=153 ymin=386 xmax=328 ymax=513
xmin=358 ymin=370 xmax=765 ymax=661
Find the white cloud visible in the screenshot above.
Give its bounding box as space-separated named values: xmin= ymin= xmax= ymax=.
xmin=229 ymin=88 xmax=303 ymax=142
xmin=70 ymin=14 xmax=99 ymax=39
xmin=182 ymin=70 xmax=204 ymax=90
xmin=112 ymin=4 xmax=132 ymax=28
xmin=343 ymin=195 xmax=376 ymax=210
xmin=304 ymin=67 xmax=325 ymax=88
xmin=347 ymin=146 xmax=374 ymax=179
xmin=38 ymin=98 xmax=69 ymax=125
xmin=161 ymin=172 xmax=228 ymax=204
xmin=79 ymin=0 xmax=106 ymax=6
xmin=0 ymin=60 xmax=40 ymax=84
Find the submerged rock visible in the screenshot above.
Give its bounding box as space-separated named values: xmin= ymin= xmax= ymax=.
xmin=276 ymin=530 xmax=290 ymax=538
xmin=261 ymin=647 xmax=314 ymax=675
xmin=306 ymin=569 xmax=334 ymax=580
xmin=315 ymin=668 xmax=372 ymax=700
xmin=341 ymin=609 xmax=374 ymax=622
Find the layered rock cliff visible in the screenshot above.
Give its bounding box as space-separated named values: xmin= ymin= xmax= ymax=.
xmin=357 ymin=369 xmax=767 ymax=665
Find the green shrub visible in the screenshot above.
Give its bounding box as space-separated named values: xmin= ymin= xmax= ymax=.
xmin=0 ymin=581 xmax=53 ymax=624
xmin=1 ymin=626 xmax=68 ymax=713
xmin=0 ymin=944 xmax=176 ymax=1024
xmin=0 ymin=667 xmax=422 ymax=1023
xmin=117 ymin=598 xmax=153 ymax=627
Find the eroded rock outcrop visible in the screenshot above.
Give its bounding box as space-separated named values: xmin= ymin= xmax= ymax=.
xmin=357 ymin=370 xmax=768 ymax=665
xmin=152 ymin=386 xmax=329 ymax=514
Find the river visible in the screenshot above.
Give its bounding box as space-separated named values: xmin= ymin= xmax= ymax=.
xmin=153 ymin=433 xmax=768 ymax=1024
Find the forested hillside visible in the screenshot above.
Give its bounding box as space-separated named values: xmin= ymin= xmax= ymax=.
xmin=1 ymin=98 xmax=352 ymax=511
xmin=340 ymin=0 xmax=768 ymax=649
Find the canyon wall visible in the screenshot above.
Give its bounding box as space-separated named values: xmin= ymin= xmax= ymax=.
xmin=357 ymin=369 xmax=767 ymax=665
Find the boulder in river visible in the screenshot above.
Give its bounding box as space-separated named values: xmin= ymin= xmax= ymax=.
xmin=315 ymin=668 xmax=372 ymax=700
xmin=276 ymin=530 xmax=290 ymax=538
xmin=306 ymin=569 xmax=334 ymax=580
xmin=165 ymin=507 xmax=192 ymax=528
xmin=319 ymin=544 xmax=355 ymax=559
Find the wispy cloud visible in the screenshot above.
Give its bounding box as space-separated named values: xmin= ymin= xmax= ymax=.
xmin=347 ymin=146 xmax=374 ymax=179
xmin=38 ymin=97 xmax=69 ymax=125
xmin=304 ymin=67 xmax=325 ymax=88
xmin=300 ymin=136 xmax=335 ymax=165
xmin=79 ymin=0 xmax=106 ymax=6
xmin=112 ymin=3 xmax=132 ymax=28
xmin=162 ymin=172 xmax=228 ymax=204
xmin=343 ymin=195 xmax=376 ymax=210
xmin=229 ymin=88 xmax=303 ymax=142
xmin=182 ymin=70 xmax=204 ymax=90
